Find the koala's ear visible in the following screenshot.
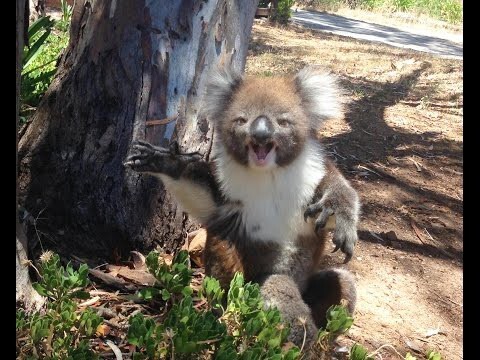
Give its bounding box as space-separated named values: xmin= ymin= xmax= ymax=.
xmin=202 ymin=65 xmax=243 ymax=122
xmin=294 ymin=66 xmax=346 ymax=127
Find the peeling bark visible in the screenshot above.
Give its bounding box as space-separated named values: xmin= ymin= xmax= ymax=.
xmin=17 ymin=0 xmax=44 ymax=311
xmin=19 ymin=0 xmax=259 ymax=261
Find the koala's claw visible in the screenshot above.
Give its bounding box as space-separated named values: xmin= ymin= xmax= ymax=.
xmin=331 ymin=244 xmax=353 ymax=263
xmin=332 ymin=224 xmax=356 ymax=263
xmin=125 ymin=140 xmax=203 ymax=175
xmin=304 ymin=196 xmax=358 ymax=263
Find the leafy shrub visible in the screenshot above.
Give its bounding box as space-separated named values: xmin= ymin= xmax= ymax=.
xmin=16 ymin=252 xmax=102 ymax=359
xmin=271 ymin=0 xmax=296 ymax=24
xmin=128 ymin=262 xmax=300 ymax=359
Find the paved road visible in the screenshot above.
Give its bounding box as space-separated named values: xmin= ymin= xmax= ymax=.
xmin=292 ymin=9 xmax=462 ymax=59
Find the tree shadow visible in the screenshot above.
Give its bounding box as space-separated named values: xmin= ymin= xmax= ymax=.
xmin=322 ymin=64 xmax=463 ymax=261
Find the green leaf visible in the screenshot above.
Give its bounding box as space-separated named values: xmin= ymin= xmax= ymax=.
xmin=23 ymin=28 xmax=52 ymax=69
xmin=426 ymin=350 xmax=442 ymax=360
xmin=138 ymin=287 xmax=160 ymax=300
xmin=161 ymin=288 xmax=171 ymax=301
xmin=28 ymin=16 xmax=54 ymax=39
xmin=32 ymin=283 xmax=48 ymax=296
xmin=405 ymin=353 xmax=417 ymax=360
xmin=181 ymin=286 xmax=192 ymax=297
xmin=71 ymin=290 xmax=90 ymax=299
xmin=350 ymin=343 xmax=374 ymax=360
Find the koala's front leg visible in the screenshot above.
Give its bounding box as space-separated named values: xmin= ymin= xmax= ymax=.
xmin=124 ymin=140 xmax=202 ymax=177
xmin=304 ymin=159 xmax=360 ymax=263
xmin=124 ymin=140 xmax=221 ymax=223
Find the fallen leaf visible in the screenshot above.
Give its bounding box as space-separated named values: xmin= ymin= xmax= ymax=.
xmin=405 ymin=339 xmax=422 ymax=353
xmin=162 ymin=253 xmax=174 ymax=266
xmin=96 ymin=324 xmax=111 ymax=337
xmin=88 ymin=269 xmax=137 ymax=291
xmin=117 ymin=267 xmax=156 ymax=286
xmin=188 ymin=228 xmax=207 ymax=267
xmin=281 ymin=341 xmax=296 ymax=352
xmin=425 ymin=328 xmax=440 ymax=338
xmin=335 ymin=345 xmax=349 ymax=354
xmin=130 ymin=251 xmax=147 ymax=270
xmin=105 ymin=265 xmax=123 ymax=277
xmin=78 ymin=296 xmax=100 ymax=308
xmin=410 ymin=220 xmax=427 ymax=244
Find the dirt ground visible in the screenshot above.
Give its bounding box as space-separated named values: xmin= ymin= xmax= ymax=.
xmin=245 ymin=18 xmax=462 ymax=360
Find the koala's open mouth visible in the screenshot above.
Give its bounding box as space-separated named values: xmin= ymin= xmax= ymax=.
xmin=251 ymin=142 xmax=274 ymax=160
xmin=248 ymin=142 xmax=275 ymax=167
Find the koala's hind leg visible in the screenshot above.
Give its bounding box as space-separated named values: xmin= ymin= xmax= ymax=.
xmin=302 ymin=268 xmax=356 ymax=329
xmin=258 ymin=274 xmax=318 ymax=349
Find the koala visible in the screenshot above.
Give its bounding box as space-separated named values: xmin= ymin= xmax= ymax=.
xmin=124 ymin=66 xmax=360 ymax=350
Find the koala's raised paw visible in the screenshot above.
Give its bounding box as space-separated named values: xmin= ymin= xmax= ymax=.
xmin=124 ymin=140 xmax=169 ymax=173
xmin=124 ymin=140 xmax=202 ymax=176
xmin=304 ymin=193 xmax=359 ymax=264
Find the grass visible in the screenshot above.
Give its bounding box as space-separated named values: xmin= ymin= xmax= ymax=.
xmin=296 ymin=0 xmax=462 ymax=24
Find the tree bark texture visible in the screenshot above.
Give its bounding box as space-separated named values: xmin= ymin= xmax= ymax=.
xmin=17 ymin=0 xmax=44 ymax=310
xmin=19 ymin=0 xmax=259 ymax=261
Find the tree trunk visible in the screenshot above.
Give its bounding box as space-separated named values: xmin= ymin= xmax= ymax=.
xmin=19 ymin=0 xmax=259 ymax=262
xmin=17 ymin=0 xmax=44 ymax=311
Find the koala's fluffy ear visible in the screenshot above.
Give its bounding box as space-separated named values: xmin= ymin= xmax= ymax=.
xmin=294 ymin=66 xmax=346 ymax=128
xmin=202 ymin=65 xmax=243 ymax=122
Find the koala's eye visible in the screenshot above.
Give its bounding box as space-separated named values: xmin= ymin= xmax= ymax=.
xmin=277 ymin=118 xmax=291 ymax=127
xmin=233 ymin=117 xmax=247 ymax=125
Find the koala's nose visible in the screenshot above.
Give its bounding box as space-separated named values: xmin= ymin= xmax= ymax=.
xmin=250 ymin=116 xmax=274 ymax=144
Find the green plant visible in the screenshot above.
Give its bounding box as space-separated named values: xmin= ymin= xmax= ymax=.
xmin=16 ymin=252 xmax=103 ymax=359
xmin=23 ymin=16 xmax=55 ymax=70
xmin=21 ymin=16 xmax=69 ymax=112
xmin=138 ymin=250 xmax=193 ymax=302
xmin=350 ymin=343 xmax=374 ymax=360
xmin=32 ymin=253 xmax=90 ymax=304
xmin=316 ymin=302 xmax=354 ymax=351
xmin=56 ymin=0 xmax=73 ymax=32
xmin=426 ymin=350 xmax=442 ymax=360
xmin=271 ymin=0 xmax=295 ymax=24
xmin=128 ymin=255 xmax=301 ymax=359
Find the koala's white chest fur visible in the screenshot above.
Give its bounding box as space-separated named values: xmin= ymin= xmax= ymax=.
xmin=215 ymin=139 xmax=325 ymax=244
